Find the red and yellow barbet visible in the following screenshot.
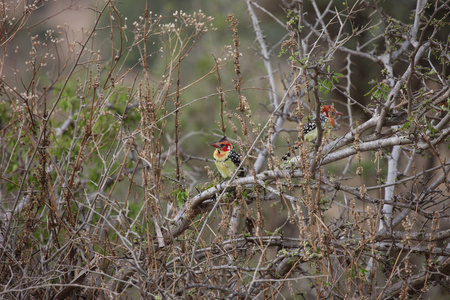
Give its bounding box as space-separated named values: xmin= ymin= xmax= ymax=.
xmin=282 ymin=105 xmax=342 ymax=161
xmin=302 ymin=105 xmax=342 ymax=142
xmin=210 ymin=137 xmax=242 ymax=179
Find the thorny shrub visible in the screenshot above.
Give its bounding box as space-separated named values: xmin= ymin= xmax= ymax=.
xmin=0 ymin=0 xmax=449 ymax=299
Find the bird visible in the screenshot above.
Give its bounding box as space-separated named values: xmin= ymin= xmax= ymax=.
xmin=302 ymin=105 xmax=342 ymax=142
xmin=282 ymin=105 xmax=342 ymax=160
xmin=210 ymin=136 xmax=243 ymax=179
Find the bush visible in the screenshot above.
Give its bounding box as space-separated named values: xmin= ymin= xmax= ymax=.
xmin=1 ymin=0 xmax=449 ymax=298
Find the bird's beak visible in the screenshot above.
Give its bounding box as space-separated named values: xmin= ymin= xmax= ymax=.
xmin=335 ymin=111 xmax=343 ymax=116
xmin=210 ymin=142 xmax=220 ymax=149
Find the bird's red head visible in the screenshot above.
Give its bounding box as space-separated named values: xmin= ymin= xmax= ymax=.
xmin=321 ymin=105 xmax=342 ymax=126
xmin=211 ymin=137 xmax=233 ymax=160
xmin=321 ymin=105 xmax=342 ymax=116
xmin=210 ymin=136 xmax=233 ymax=152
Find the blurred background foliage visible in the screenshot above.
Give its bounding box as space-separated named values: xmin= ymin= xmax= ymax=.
xmin=3 ymin=0 xmax=427 ymax=138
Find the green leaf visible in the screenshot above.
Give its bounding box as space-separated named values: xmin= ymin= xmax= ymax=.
xmin=171 ymin=188 xmax=189 ymax=208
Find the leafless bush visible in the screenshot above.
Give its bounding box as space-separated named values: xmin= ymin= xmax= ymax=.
xmin=0 ymin=0 xmax=449 ymax=299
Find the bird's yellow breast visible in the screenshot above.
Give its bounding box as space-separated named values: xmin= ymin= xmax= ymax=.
xmin=213 ymin=149 xmax=228 ymax=161
xmin=214 ymin=159 xmax=237 ymax=178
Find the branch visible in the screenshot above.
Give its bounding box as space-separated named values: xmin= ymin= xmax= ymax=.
xmin=321 ymin=136 xmax=412 ymax=165
xmin=168 ymin=169 xmax=303 ymax=238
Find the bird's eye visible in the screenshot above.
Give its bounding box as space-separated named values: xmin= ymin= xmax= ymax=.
xmin=221 ymin=144 xmax=230 ymax=151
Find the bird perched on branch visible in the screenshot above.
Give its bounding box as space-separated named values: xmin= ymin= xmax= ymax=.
xmin=303 ymin=105 xmax=342 ymax=142
xmin=282 ymin=105 xmax=342 ymax=160
xmin=210 ymin=136 xmax=243 ymax=178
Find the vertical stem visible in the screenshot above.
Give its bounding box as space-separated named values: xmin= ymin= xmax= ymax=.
xmin=246 ymin=0 xmax=278 ymax=108
xmin=174 ymin=57 xmax=182 ymax=183
xmin=379 ymin=145 xmax=401 ymax=232
xmin=345 ymin=53 xmax=353 ymax=126
xmin=213 ymin=55 xmax=226 ymax=136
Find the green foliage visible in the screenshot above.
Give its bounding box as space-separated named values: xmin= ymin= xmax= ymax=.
xmin=345 ymin=263 xmax=369 ymax=280
xmin=286 ymin=9 xmax=305 ymax=32
xmin=318 ymin=195 xmax=330 ymax=211
xmin=318 ymin=65 xmax=343 ymax=94
xmin=365 ymin=81 xmax=390 ymax=101
xmin=171 ymin=187 xmax=189 ymax=208
xmin=401 ymin=116 xmax=413 ymax=131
